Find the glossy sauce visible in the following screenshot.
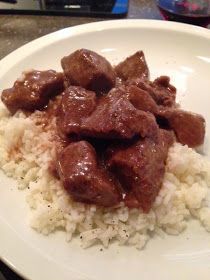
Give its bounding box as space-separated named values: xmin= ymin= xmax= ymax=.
xmin=1 ymin=50 xmax=206 ymax=212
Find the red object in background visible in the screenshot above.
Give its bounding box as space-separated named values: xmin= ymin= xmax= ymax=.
xmin=157 ymin=0 xmax=210 ymax=27
xmin=158 ymin=6 xmax=210 ymax=26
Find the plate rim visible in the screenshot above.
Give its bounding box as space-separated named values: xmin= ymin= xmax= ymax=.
xmin=1 ymin=19 xmax=210 ymax=73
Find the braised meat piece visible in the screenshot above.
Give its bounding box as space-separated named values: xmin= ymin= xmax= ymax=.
xmin=81 ymin=86 xmax=158 ymax=139
xmin=123 ymin=192 xmax=141 ymax=209
xmin=57 ymin=86 xmax=96 ymax=136
xmin=152 ymin=76 xmax=176 ymax=107
xmin=108 ymin=129 xmax=174 ymax=212
xmin=1 ymin=48 xmax=206 ymax=212
xmin=1 ymin=70 xmax=64 ymax=114
xmin=57 ymin=141 xmax=121 ymax=207
xmin=57 ymin=85 xmax=158 ymax=139
xmin=127 ymin=76 xmax=176 ymax=107
xmin=61 ymin=49 xmax=116 ymax=93
xmin=115 ymin=51 xmax=149 ymax=81
xmin=158 ymin=109 xmax=205 ymax=147
xmin=126 ymin=85 xmax=158 ymax=114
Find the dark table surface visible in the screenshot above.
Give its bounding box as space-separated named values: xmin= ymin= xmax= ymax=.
xmin=0 ymin=0 xmax=159 ymax=279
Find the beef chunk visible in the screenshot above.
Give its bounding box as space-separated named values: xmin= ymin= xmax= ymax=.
xmin=1 ymin=70 xmax=64 ymax=114
xmin=126 ymin=85 xmax=158 ymax=114
xmin=152 ymin=76 xmax=176 ymax=106
xmin=123 ymin=192 xmax=141 ymax=209
xmin=57 ymin=86 xmax=96 ymax=136
xmin=61 ymin=49 xmax=116 ymax=93
xmin=57 ymin=141 xmax=121 ymax=207
xmin=127 ymin=76 xmax=176 ymax=107
xmin=158 ymin=109 xmax=205 ymax=147
xmin=81 ymin=87 xmax=158 ymax=139
xmin=115 ymin=51 xmax=149 ymax=81
xmin=108 ymin=129 xmax=174 ymax=212
xmin=58 ymin=86 xmax=158 ymax=139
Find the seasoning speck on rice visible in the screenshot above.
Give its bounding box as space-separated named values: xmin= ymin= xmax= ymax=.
xmin=0 ymin=102 xmax=210 ymax=249
xmin=0 ymin=49 xmax=209 ymax=249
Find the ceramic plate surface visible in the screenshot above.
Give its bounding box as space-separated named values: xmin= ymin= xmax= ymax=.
xmin=0 ymin=20 xmax=210 ymax=280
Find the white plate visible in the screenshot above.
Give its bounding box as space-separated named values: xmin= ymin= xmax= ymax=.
xmin=1 ymin=20 xmax=210 ymax=280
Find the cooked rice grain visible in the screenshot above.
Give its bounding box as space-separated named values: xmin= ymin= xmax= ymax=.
xmin=0 ymin=103 xmax=210 ymax=249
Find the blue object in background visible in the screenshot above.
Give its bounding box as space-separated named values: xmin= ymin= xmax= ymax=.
xmin=112 ymin=0 xmax=128 ymax=14
xmin=0 ymin=0 xmax=129 ymax=16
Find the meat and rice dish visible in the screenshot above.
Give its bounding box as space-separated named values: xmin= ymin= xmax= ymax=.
xmin=0 ymin=49 xmax=209 ymax=249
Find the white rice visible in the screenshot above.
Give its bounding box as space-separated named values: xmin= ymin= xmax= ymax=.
xmin=0 ymin=101 xmax=210 ymax=249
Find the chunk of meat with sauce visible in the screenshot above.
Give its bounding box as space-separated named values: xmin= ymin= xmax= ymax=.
xmin=108 ymin=129 xmax=174 ymax=212
xmin=57 ymin=85 xmax=158 ymax=139
xmin=158 ymin=109 xmax=205 ymax=147
xmin=57 ymin=86 xmax=96 ymax=136
xmin=152 ymin=76 xmax=176 ymax=106
xmin=57 ymin=141 xmax=121 ymax=207
xmin=1 ymin=70 xmax=64 ymax=114
xmin=61 ymin=49 xmax=116 ymax=93
xmin=127 ymin=76 xmax=176 ymax=107
xmin=126 ymin=85 xmax=158 ymax=114
xmin=123 ymin=192 xmax=141 ymax=209
xmin=82 ymin=87 xmax=158 ymax=139
xmin=115 ymin=51 xmax=149 ymax=81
